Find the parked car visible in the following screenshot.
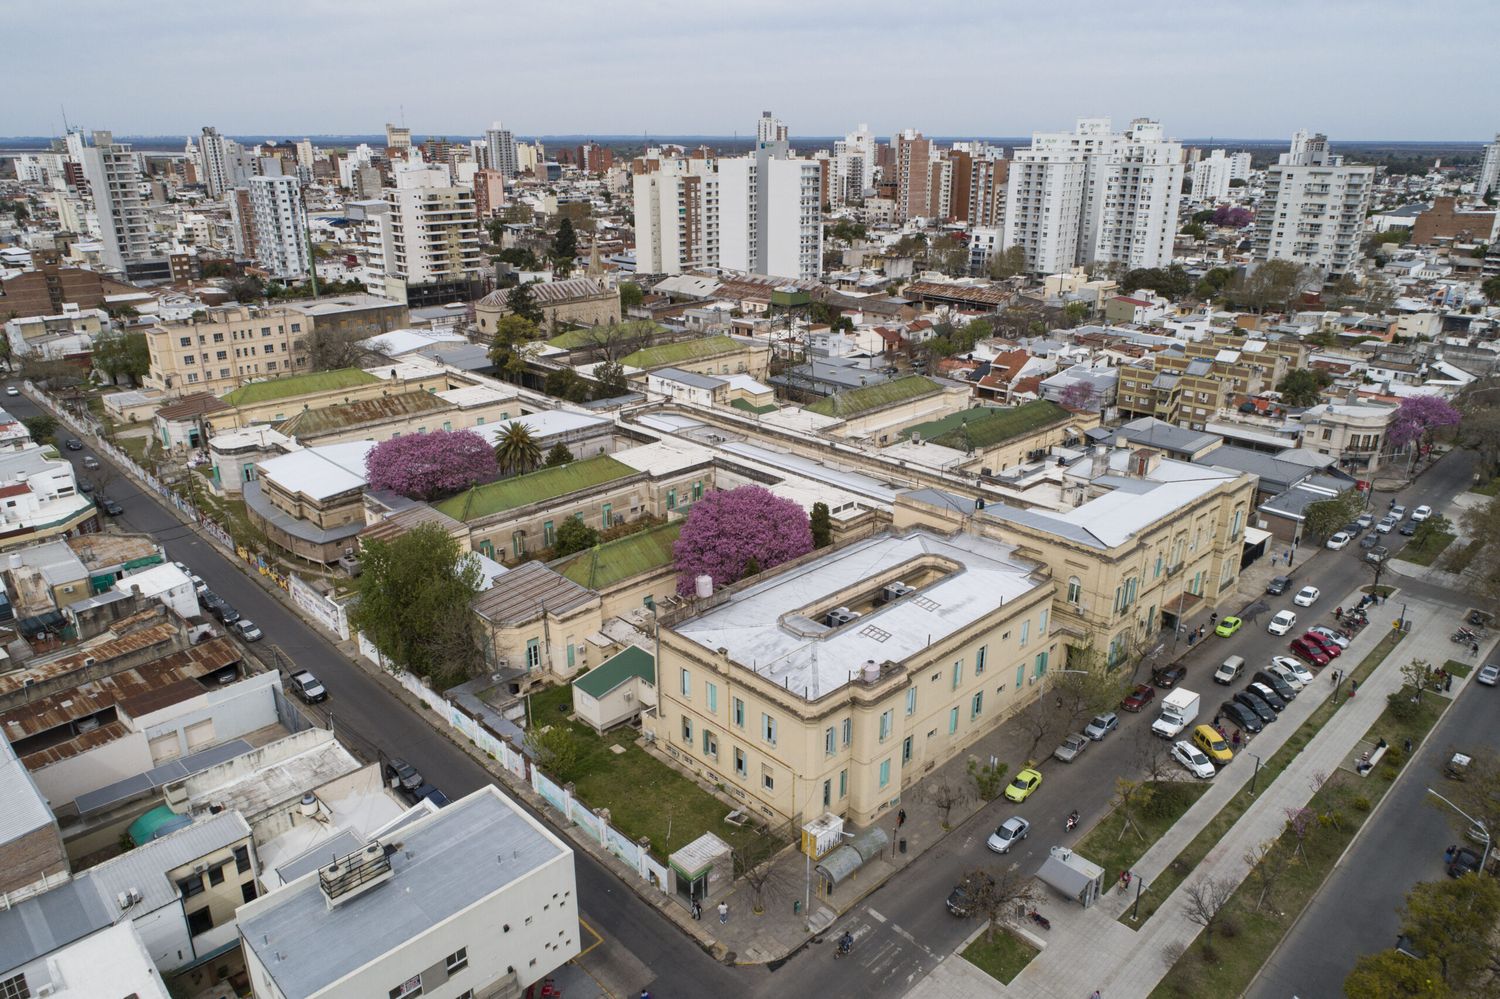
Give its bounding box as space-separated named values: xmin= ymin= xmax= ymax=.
xmin=1247 ymin=681 xmax=1286 ymax=712
xmin=1355 ymin=513 xmax=1374 ymax=530
xmin=1266 ymin=575 xmax=1293 ymax=596
xmin=82 ymin=455 xmax=100 ymax=470
xmin=1301 ymin=631 xmax=1342 ymax=659
xmin=1400 ymin=521 xmax=1417 ymax=537
xmin=214 ymin=603 xmax=242 ymax=626
xmin=1326 ymin=532 xmax=1351 ymax=551
xmin=1215 ymin=616 xmax=1243 ymax=637
xmin=1121 ymin=684 xmax=1156 ymax=712
xmin=1307 ymin=626 xmax=1350 ymax=649
xmin=1153 ymin=664 xmax=1186 ymax=688
xmin=78 ymin=480 xmax=93 ymax=493
xmin=1213 ymin=655 xmax=1245 ymax=685
xmin=200 ymin=590 xmax=225 ymax=611
xmin=1359 ymin=533 xmax=1380 ymax=551
xmin=385 ymin=757 xmax=424 ymax=792
xmin=1268 ymin=656 xmax=1313 ymax=688
xmin=947 ymin=872 xmax=995 ymax=916
xmin=233 ymin=619 xmax=263 ymax=642
xmin=1293 ymin=585 xmax=1321 ymax=607
xmin=1004 ymin=768 xmax=1043 ymax=803
xmin=1376 ymin=516 xmax=1397 ymax=534
xmin=1083 ymin=712 xmax=1119 ymax=741
xmin=65 ymin=438 xmax=83 ymax=451
xmin=1391 ymin=504 xmax=1407 ymax=521
xmin=1366 ymin=545 xmax=1390 ymax=564
xmin=987 ymin=816 xmax=1031 ymax=854
xmin=1251 ymin=670 xmax=1296 ymax=702
xmin=1054 ymin=733 xmax=1090 ymax=763
xmin=1412 ymin=505 xmax=1433 ymax=522
xmin=1220 ymin=700 xmax=1264 ymax=733
xmin=289 ymin=670 xmax=326 ymax=703
xmin=1477 ymin=663 xmax=1499 ymax=686
xmin=1268 ymin=610 xmax=1298 ymax=635
xmin=4 ymin=386 xmax=17 ymax=397
xmin=1289 ymin=638 xmax=1331 ymax=666
xmin=1233 ymin=690 xmax=1277 ymax=724
xmin=1447 ymin=847 xmax=1483 ymax=879
xmin=411 ymin=783 xmax=450 ymax=808
xmin=100 ymin=497 xmax=123 ymax=516
xmin=1191 ymin=724 xmax=1233 ymax=765
xmin=1172 ymin=741 xmax=1217 ymax=779
xmin=1342 ymin=521 xmax=1364 ymax=536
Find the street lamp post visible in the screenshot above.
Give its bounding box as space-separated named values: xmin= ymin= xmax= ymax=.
xmin=1131 ymin=873 xmax=1148 ymax=921
xmin=1427 ymin=787 xmax=1491 ymax=874
xmin=1248 ymin=752 xmax=1263 ymax=796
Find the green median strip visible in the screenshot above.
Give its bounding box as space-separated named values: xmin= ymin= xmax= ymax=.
xmin=1122 ymin=628 xmax=1404 ymax=927
xmin=962 ymin=927 xmax=1038 ymax=985
xmin=1074 ymin=782 xmax=1209 ymax=894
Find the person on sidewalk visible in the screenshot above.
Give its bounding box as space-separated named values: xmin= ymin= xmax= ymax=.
xmin=718 ymin=901 xmax=729 ymax=924
xmin=897 ymin=808 xmax=907 ymax=828
xmin=1091 ymin=992 xmax=1102 ymax=999
xmin=692 ymin=900 xmax=702 ymax=921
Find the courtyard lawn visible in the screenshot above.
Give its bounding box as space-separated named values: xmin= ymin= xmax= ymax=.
xmin=962 ymin=926 xmax=1039 ymax=985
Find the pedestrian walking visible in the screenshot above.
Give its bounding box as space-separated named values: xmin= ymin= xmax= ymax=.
xmin=1405 ymin=737 xmax=1413 ymax=754
xmin=718 ymin=901 xmax=729 ymax=924
xmin=897 ymin=808 xmax=907 ymax=828
xmin=1232 ymin=730 xmax=1242 ymax=748
xmin=1213 ymin=712 xmax=1222 ymax=727
xmin=1188 ymin=630 xmax=1196 ymax=647
xmin=1446 ymin=674 xmax=1454 ymax=692
xmin=1210 ymin=613 xmax=1218 ymax=626
xmin=692 ymin=900 xmax=702 ymax=921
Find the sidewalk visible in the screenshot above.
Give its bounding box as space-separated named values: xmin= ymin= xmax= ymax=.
xmin=903 ymin=587 xmax=1461 ymax=999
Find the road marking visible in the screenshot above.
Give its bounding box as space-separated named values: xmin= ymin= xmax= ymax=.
xmin=867 ymin=908 xmax=887 ymax=923
xmin=574 ymin=917 xmax=605 ymax=959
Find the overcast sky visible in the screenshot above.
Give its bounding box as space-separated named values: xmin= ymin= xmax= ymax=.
xmin=7 ymin=0 xmax=1497 ymax=141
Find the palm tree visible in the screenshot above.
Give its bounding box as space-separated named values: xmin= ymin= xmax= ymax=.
xmin=494 ymin=423 xmax=542 ymax=476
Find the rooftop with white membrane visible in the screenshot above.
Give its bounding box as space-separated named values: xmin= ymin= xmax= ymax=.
xmin=674 ymin=530 xmax=1044 ymax=701
xmin=256 ymin=440 xmax=374 ymax=500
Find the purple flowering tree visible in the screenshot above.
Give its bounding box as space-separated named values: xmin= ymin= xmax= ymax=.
xmin=673 ymin=486 xmax=814 ymax=595
xmin=364 ymin=429 xmax=497 ymax=500
xmin=1388 ymin=395 xmax=1461 ymax=450
xmin=1058 ymin=380 xmax=1099 ymax=411
xmin=1211 ymin=205 xmax=1254 ymax=228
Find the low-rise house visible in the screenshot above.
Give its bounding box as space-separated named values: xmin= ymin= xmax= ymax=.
xmin=469 ymin=561 xmax=603 ymax=677
xmin=244 ymin=442 xmax=374 ymax=564
xmin=153 ymin=392 xmax=231 ymax=450
xmin=474 ymin=276 xmax=621 ymax=336
xmin=0 ymin=445 xmax=98 ymax=552
xmin=571 ymin=645 xmax=656 ymax=733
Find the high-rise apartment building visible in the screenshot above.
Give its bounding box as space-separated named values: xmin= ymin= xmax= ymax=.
xmin=632 ymin=156 xmax=719 ymax=275
xmin=1191 ymin=149 xmax=1234 ymax=202
xmin=228 ymin=188 xmax=258 ymax=258
xmin=485 ymin=123 xmax=519 ymax=178
xmin=756 ymin=111 xmax=788 ymax=145
xmin=966 ymin=156 xmax=1009 ymax=228
xmin=199 ymin=126 xmax=252 ymax=198
xmin=384 ymin=123 xmax=412 ymax=151
xmin=247 ymin=174 xmax=311 ymax=279
xmin=1003 ymin=118 xmax=1182 ymax=273
xmin=1252 ymin=131 xmax=1373 ymax=277
xmin=374 ymin=164 xmax=484 ymax=305
xmin=74 ymin=130 xmax=152 ymax=273
xmin=1478 ymin=134 xmax=1500 ymax=199
xmin=1228 ymin=151 xmax=1253 ymax=183
xmin=894 ymin=129 xmax=932 ymax=222
xmin=472 ymin=168 xmax=507 ymax=217
xmin=294 ymin=138 xmax=316 ymax=170
xmin=832 ymin=123 xmax=877 ymax=207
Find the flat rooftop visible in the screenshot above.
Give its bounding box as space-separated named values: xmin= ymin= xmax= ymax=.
xmin=674 ymin=530 xmax=1043 ymax=700
xmin=239 ymin=786 xmax=567 ymax=999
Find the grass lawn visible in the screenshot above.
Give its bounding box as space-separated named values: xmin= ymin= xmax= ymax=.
xmin=961 ymin=926 xmax=1038 ymax=985
xmin=1444 ymin=539 xmax=1481 ymax=574
xmin=1075 ymin=781 xmax=1209 ymax=897
xmin=118 ymin=434 xmax=152 ymax=466
xmin=1471 ymin=477 xmax=1500 ymax=497
xmin=1396 ymin=530 xmax=1455 ymax=566
xmin=1151 ymin=688 xmax=1448 ymax=998
xmin=526 ymin=685 xmax=778 ymax=861
xmin=1443 ymin=658 xmax=1473 ymax=678
xmin=1124 ymin=630 xmax=1404 ymax=927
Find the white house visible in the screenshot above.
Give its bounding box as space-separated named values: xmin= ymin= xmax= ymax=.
xmin=119 ymin=562 xmax=202 ymax=619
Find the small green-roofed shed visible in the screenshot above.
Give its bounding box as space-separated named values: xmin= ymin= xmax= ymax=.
xmin=571 ymin=645 xmax=656 ymax=733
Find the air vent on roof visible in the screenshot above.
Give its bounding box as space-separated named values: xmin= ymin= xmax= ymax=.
xmin=882 ymin=582 xmax=915 ymax=604
xmin=825 ymin=607 xmax=861 ymax=628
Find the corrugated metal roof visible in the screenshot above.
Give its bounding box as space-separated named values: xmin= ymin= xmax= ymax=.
xmin=0 ymin=736 xmax=54 ymax=847
xmin=470 ymin=562 xmax=595 ymax=626
xmin=276 ymin=390 xmax=450 ymax=438
xmin=0 ymin=619 xmax=181 ymax=698
xmin=82 ymin=810 xmax=251 ymax=918
xmin=0 ymin=877 xmax=112 ymax=976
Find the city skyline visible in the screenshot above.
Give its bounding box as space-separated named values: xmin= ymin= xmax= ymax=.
xmin=6 ymin=0 xmax=1497 ymax=140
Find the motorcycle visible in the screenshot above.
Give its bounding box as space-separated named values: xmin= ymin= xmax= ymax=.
xmin=1454 ymin=628 xmax=1477 ymax=644
xmin=1065 ymin=810 xmax=1080 ymax=832
xmin=834 ymin=933 xmax=854 ymax=959
xmin=1028 ymin=910 xmax=1051 ymax=931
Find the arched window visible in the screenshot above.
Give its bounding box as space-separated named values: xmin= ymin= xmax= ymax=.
xmin=1066 ymin=576 xmax=1082 ymax=604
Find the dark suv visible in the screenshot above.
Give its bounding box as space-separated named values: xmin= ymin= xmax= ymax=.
xmin=1266 ymin=576 xmax=1293 ymax=596
xmin=386 ymin=757 xmax=424 ymax=793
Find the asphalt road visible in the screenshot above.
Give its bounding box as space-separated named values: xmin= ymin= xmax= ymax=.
xmin=12 ymin=390 xmax=745 ymax=999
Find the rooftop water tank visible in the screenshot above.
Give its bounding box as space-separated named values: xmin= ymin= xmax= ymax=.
xmin=695 ymin=574 xmax=714 ymax=598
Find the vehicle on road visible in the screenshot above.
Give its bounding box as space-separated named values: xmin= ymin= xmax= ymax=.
xmin=1268 ymin=610 xmax=1298 ymax=635
xmin=1359 ymin=533 xmax=1381 ymax=551
xmin=1307 ymin=626 xmax=1350 ymax=649
xmin=1233 ymin=690 xmax=1277 ymax=724
xmin=4 ymin=386 xmax=17 ymax=397
xmin=1365 ymin=546 xmax=1390 ymax=564
xmin=1253 ymin=670 xmax=1298 ymax=702
xmin=1213 ymin=655 xmax=1245 ymax=685
xmin=65 ymin=438 xmax=83 ymax=451
xmin=1301 ymin=631 xmax=1341 ymax=659
xmin=1399 ymin=521 xmax=1417 ymax=537
xmin=1446 ymin=752 xmax=1471 ymax=781
xmin=1326 ymin=532 xmax=1351 ymax=550
xmin=1412 ymin=505 xmax=1432 ymax=522
xmin=1447 ymin=847 xmax=1482 ymax=878
xmin=1266 ymin=575 xmax=1293 ymax=596
xmin=411 ymin=783 xmax=450 ymax=807
xmin=78 ymin=480 xmax=93 ymax=493
xmin=1247 ymin=681 xmax=1286 ymax=712
xmin=1477 ymin=663 xmax=1499 ymax=686
xmin=100 ymin=497 xmax=123 ymax=516
xmin=987 ymin=816 xmax=1031 ymax=854
xmin=1191 ymin=724 xmax=1233 ymax=765
xmin=1004 ymin=768 xmax=1043 ymax=803
xmin=1152 ymin=688 xmax=1201 ymax=739
xmin=1356 ymin=513 xmax=1374 ymax=530
xmin=1268 ymin=656 xmax=1313 ymax=688
xmin=289 ymin=670 xmax=326 ymax=703
xmin=82 ymin=455 xmax=100 ymax=469
xmin=1083 ymin=712 xmax=1119 ymax=741
xmin=1152 ymin=664 xmax=1186 ymax=688
xmin=213 ymin=603 xmax=242 ymax=626
xmin=233 ymin=619 xmax=263 ymax=642
xmin=1053 ymin=734 xmax=1090 ymax=763
xmin=1121 ymin=684 xmax=1155 ymax=712
xmin=1342 ymin=521 xmax=1364 ymax=536
xmin=1289 ymin=637 xmax=1331 ymax=666
xmin=1220 ymin=699 xmax=1263 ymax=733
xmin=1215 ymin=616 xmax=1243 ymax=637
xmin=1376 ymin=516 xmax=1397 ymax=534
xmin=947 ymin=872 xmax=995 ymax=916
xmin=1172 ymin=740 xmax=1217 ymax=779
xmin=1391 ymin=504 xmax=1407 ymax=521
xmin=385 ymin=757 xmax=424 ymax=792
xmin=1293 ymin=585 xmax=1321 ymax=607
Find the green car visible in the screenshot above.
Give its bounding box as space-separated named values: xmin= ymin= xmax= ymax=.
xmin=1215 ymin=616 xmax=1243 ymax=637
xmin=1004 ymin=767 xmax=1043 ymax=802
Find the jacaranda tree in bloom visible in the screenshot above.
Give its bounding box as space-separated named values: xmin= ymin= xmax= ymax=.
xmin=364 ymin=429 xmax=496 ymax=500
xmin=1388 ymin=395 xmax=1461 ymax=450
xmin=673 ymin=485 xmax=813 ymax=595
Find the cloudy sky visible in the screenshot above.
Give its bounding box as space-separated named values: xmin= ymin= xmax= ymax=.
xmin=7 ymin=0 xmax=1497 ymax=140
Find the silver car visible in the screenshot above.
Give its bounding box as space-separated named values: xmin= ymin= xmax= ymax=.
xmin=986 ymin=816 xmax=1031 ymax=854
xmin=1083 ymin=712 xmax=1119 ymax=741
xmin=1478 ymin=663 xmax=1499 ymax=687
xmin=1053 ymin=733 xmax=1089 ymax=763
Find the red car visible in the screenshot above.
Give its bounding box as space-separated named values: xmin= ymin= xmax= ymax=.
xmin=1122 ymin=683 xmax=1156 ymax=712
xmin=1289 ymin=638 xmax=1331 ymax=666
xmin=1301 ymin=631 xmax=1342 ymax=658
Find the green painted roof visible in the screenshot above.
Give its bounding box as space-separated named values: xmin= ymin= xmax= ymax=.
xmin=806 ymin=375 xmax=941 ymax=417
xmin=275 ymin=390 xmax=449 ymax=436
xmin=573 ymin=645 xmax=655 ymax=698
xmin=433 ymin=454 xmax=637 ymax=521
xmin=547 ymin=320 xmax=661 ymax=351
xmin=907 ymin=400 xmax=1071 ymax=451
xmin=730 ymin=398 xmax=778 ymax=415
xmin=555 ymin=522 xmax=682 ymax=590
xmin=621 ymin=335 xmax=741 ymax=369
xmin=221 ymin=368 xmax=380 ymax=406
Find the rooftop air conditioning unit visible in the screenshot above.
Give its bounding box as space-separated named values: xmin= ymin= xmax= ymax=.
xmin=882 ymin=582 xmax=915 ymax=604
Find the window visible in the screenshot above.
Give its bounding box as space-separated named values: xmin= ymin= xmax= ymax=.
xmin=680 ymin=669 xmax=691 ymax=698
xmin=734 ymin=747 xmax=747 ymax=777
xmin=1016 ymin=663 xmax=1025 ymax=689
xmin=667 ymin=489 xmax=677 ymax=510
xmin=948 ymin=706 xmax=959 ymax=734
xmin=208 ymin=864 xmax=226 ymax=886
xmin=602 ymin=503 xmax=612 ymax=528
xmin=762 ymin=767 xmax=775 ymax=791
xmin=0 ymin=975 xmax=27 ymax=999
xmin=839 ymin=769 xmax=848 ymax=798
xmin=706 ymin=682 xmax=718 ymax=714
xmin=971 ymin=691 xmax=983 ymax=718
xmin=543 ymin=521 xmax=555 ymax=546
xmin=186 ymin=906 xmax=214 ymax=936
xmin=234 ymin=845 xmax=251 ymax=873
xmin=681 ymin=716 xmax=693 ymax=743
xmin=905 ymin=687 xmax=917 ymax=716
xmin=762 ymin=713 xmax=777 ymax=746
xmin=1066 ymin=576 xmax=1082 ymax=603
xmin=177 ymin=874 xmax=204 ymax=898
xmin=1020 ymin=620 xmax=1030 ymax=647
xmin=526 ymin=638 xmax=541 ymax=670
xmin=389 ymin=977 xmax=423 ymax=999
xmin=733 ymin=698 xmax=745 ymax=728
xmin=241 ymin=880 xmax=258 ymax=903
xmin=693 ymin=481 xmax=704 ymax=501
xmin=841 ymin=718 xmax=852 ymax=745
xmin=975 ymin=645 xmax=987 ymax=675
xmin=951 ymin=660 xmax=962 ymax=690
xmin=1039 ymin=610 xmax=1048 ymax=636
xmin=1035 ymin=651 xmax=1049 ymax=677
xmin=879 ymin=709 xmax=894 ymax=742
xmin=823 ymin=779 xmax=832 ymax=807
xmin=703 ymin=729 xmax=718 ymax=759
xmin=446 ymin=948 xmax=468 ymax=974
xmin=902 ymin=735 xmax=913 ymax=764
xmin=825 ymin=727 xmax=836 ymax=756
xmin=511 ymin=530 xmax=526 ymax=557
xmin=879 ymin=758 xmax=891 ymax=788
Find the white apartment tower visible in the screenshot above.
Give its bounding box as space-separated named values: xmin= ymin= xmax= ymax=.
xmin=1478 ymin=133 xmax=1500 ymax=199
xmin=375 ymin=163 xmax=484 ymax=301
xmin=1003 ymin=117 xmax=1182 ymax=273
xmin=756 ymin=111 xmax=788 ymax=145
xmin=75 ymin=130 xmax=151 ymax=273
xmin=247 ymin=174 xmax=311 ymax=279
xmin=1228 ymin=151 xmax=1254 ymax=183
xmin=1191 ymin=149 xmax=1234 ymax=202
xmin=632 ymin=156 xmax=720 ymax=275
xmin=485 ymin=123 xmax=519 ymax=178
xmin=832 ymin=123 xmax=877 ymax=206
xmin=1252 ymin=131 xmax=1373 ymax=277
xmin=199 ymin=126 xmax=252 ymax=198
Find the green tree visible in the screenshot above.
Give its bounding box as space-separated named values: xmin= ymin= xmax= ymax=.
xmin=1227 ymin=259 xmax=1308 ymax=313
xmin=1344 ymin=949 xmax=1450 ymax=998
xmin=1303 ymin=490 xmax=1362 ymax=540
xmin=91 ymin=329 xmax=150 ymax=385
xmin=493 ymin=422 xmax=542 ymax=476
xmin=0 ymin=335 xmax=12 ymax=372
xmin=1194 ymin=266 xmax=1235 ymax=301
xmin=553 ymin=516 xmax=599 ymax=556
xmin=524 ymin=722 xmax=585 ymax=784
xmin=1482 ymin=275 xmax=1500 ymax=303
xmin=1180 ymin=221 xmax=1207 ymax=240
xmin=544 ymin=442 xmax=574 ymax=467
xmin=553 ymin=218 xmax=578 ymax=262
xmin=618 ymin=281 xmax=644 ymax=312
xmin=507 ymin=281 xmax=545 ymax=325
xmin=488 ymin=315 xmax=540 ymax=383
xmin=1062 ymin=301 xmax=1091 ymax=327
xmin=1277 ymin=368 xmax=1331 ymax=407
xmin=544 ymin=367 xmax=590 ymax=403
xmin=1398 ymin=875 xmax=1500 ymax=991
xmin=349 ymin=523 xmax=483 ymax=686
xmin=810 ymin=501 xmax=832 ymax=548
xmin=593 ymin=360 xmax=628 ymax=399
xmin=986 ymin=245 xmax=1028 ymax=280
xmin=22 ymin=414 xmax=57 ymax=442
